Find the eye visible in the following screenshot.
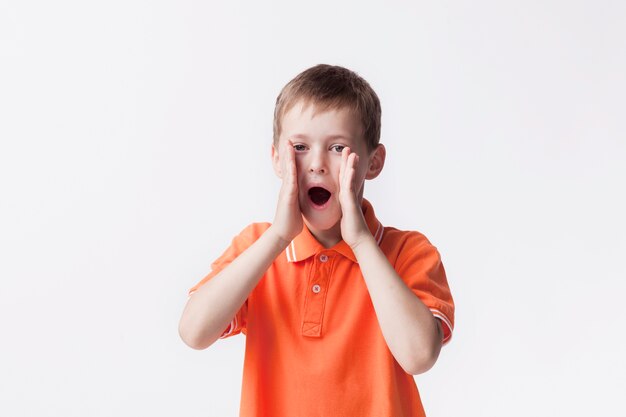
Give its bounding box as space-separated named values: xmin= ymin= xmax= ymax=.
xmin=293 ymin=144 xmax=307 ymax=152
xmin=330 ymin=144 xmax=346 ymax=153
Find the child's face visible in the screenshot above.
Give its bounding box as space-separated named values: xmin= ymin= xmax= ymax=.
xmin=272 ymin=100 xmax=382 ymax=241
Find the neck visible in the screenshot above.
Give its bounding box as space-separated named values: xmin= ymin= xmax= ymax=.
xmin=308 ymin=222 xmax=342 ymax=249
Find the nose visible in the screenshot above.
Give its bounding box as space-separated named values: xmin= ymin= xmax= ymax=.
xmin=309 ymin=165 xmax=326 ymax=174
xmin=307 ymin=149 xmax=328 ymax=174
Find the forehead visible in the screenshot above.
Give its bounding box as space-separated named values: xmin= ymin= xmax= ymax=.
xmin=280 ymin=100 xmax=364 ymax=140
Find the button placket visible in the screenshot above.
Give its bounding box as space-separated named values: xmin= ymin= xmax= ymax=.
xmin=301 ymin=253 xmax=333 ymax=337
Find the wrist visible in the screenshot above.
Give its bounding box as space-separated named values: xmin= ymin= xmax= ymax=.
xmin=266 ymin=225 xmax=293 ymax=250
xmin=349 ymin=232 xmax=376 ymax=253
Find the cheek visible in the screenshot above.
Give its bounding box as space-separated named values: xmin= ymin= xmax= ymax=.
xmin=329 ymin=158 xmax=343 ymax=178
xmin=357 ymin=171 xmax=368 ymax=187
xmin=355 ymin=162 xmax=369 ymax=185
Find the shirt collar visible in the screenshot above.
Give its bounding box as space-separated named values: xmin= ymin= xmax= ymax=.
xmin=285 ymin=198 xmax=384 ymax=263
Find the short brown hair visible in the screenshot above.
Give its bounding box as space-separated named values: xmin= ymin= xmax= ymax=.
xmin=273 ymin=64 xmax=381 ymax=152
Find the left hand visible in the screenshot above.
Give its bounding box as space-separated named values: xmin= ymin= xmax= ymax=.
xmin=338 ymin=147 xmax=371 ymax=248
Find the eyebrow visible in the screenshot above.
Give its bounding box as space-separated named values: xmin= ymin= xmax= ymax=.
xmin=290 ymin=134 xmax=353 ymax=141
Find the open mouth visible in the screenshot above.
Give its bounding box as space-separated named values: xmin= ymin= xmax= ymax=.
xmin=308 ymin=187 xmax=331 ymax=206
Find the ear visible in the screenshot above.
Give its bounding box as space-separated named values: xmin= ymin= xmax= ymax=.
xmin=271 ymin=142 xmax=282 ymax=178
xmin=365 ymin=144 xmax=386 ymax=180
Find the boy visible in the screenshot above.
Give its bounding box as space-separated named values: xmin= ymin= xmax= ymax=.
xmin=179 ymin=64 xmax=455 ymax=417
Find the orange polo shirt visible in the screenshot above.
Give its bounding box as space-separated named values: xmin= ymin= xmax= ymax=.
xmin=188 ymin=199 xmax=455 ymax=417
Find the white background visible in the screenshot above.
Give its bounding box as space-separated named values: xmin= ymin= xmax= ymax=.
xmin=1 ymin=1 xmax=625 ymax=416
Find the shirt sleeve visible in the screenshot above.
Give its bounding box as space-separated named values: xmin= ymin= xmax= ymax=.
xmin=187 ymin=223 xmax=268 ymax=339
xmin=394 ymin=232 xmax=455 ymax=345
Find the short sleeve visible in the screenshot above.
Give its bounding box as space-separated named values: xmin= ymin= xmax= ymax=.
xmin=187 ymin=223 xmax=269 ymax=339
xmin=394 ymin=232 xmax=455 ymax=345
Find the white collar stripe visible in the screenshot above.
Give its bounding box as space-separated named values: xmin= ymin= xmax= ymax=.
xmin=374 ymin=222 xmax=384 ymax=245
xmin=220 ymin=316 xmax=237 ymax=339
xmin=290 ymin=241 xmax=297 ymax=261
xmin=430 ymin=309 xmax=453 ymax=345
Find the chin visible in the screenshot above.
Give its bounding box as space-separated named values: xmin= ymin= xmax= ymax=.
xmin=300 ymin=198 xmax=342 ymax=233
xmin=304 ymin=212 xmax=341 ymax=233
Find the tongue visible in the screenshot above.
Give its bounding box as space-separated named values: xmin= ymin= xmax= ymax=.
xmin=309 ymin=187 xmax=331 ymax=206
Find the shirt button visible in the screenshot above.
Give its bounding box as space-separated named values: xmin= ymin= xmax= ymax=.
xmin=319 ymin=254 xmax=329 ymax=262
xmin=312 ymin=284 xmax=321 ymax=293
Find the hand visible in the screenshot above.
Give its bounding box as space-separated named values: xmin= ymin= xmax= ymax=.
xmin=270 ymin=140 xmax=303 ymax=246
xmin=338 ymin=147 xmax=371 ymax=248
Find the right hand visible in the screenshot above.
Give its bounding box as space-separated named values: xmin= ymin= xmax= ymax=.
xmin=270 ymin=140 xmax=303 ymax=245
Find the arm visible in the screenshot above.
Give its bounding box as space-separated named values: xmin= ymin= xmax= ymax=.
xmin=178 ymin=226 xmax=288 ymax=350
xmin=351 ymin=236 xmax=443 ymax=375
xmin=338 ymin=147 xmax=443 ymax=375
xmin=179 ymin=140 xmax=302 ymax=350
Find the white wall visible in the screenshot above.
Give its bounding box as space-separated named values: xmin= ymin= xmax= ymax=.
xmin=1 ymin=1 xmax=624 ymax=416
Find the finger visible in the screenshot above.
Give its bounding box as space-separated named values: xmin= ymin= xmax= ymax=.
xmin=346 ymin=153 xmax=357 ymax=192
xmin=281 ymin=140 xmax=295 ymax=181
xmin=350 ymin=154 xmax=359 ymax=181
xmin=340 ymin=146 xmax=351 ymax=184
xmin=282 ymin=141 xmax=300 ymax=201
xmin=343 ymin=146 xmax=351 ymax=162
xmin=339 ymin=149 xmax=344 ymax=183
xmin=286 ymin=141 xmax=297 ymax=186
xmin=279 ymin=140 xmax=289 ymax=178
